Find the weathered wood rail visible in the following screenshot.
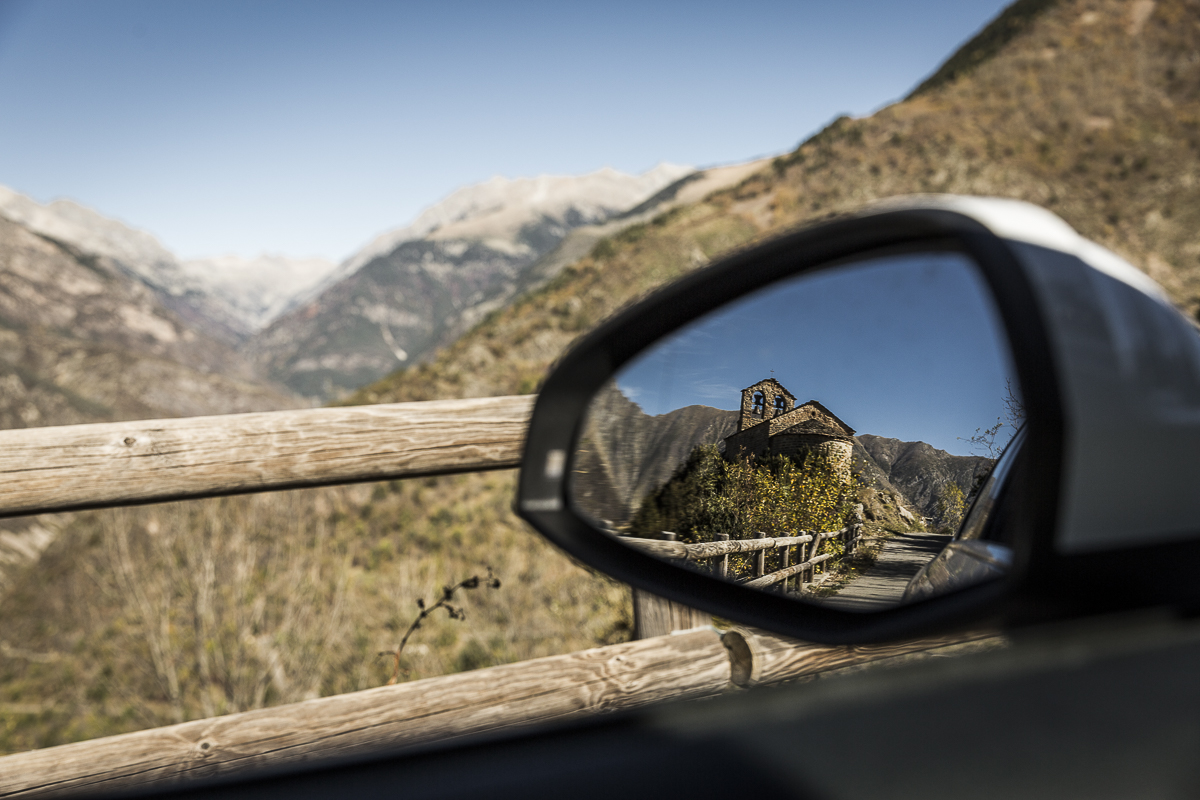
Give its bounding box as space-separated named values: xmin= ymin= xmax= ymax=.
xmin=0 ymin=397 xmax=974 ymax=795
xmin=624 ymin=520 xmax=862 ymax=595
xmin=0 ymin=627 xmax=998 ymax=797
xmin=0 ymin=396 xmax=534 ymax=518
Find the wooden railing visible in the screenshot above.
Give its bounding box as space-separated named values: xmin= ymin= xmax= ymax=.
xmin=0 ymin=396 xmax=534 ymax=518
xmin=623 ymin=518 xmax=863 ymax=594
xmin=0 ymin=626 xmax=999 ymax=797
xmin=0 ymin=396 xmax=972 ymax=796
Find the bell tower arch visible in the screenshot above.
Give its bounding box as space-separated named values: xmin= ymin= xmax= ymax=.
xmin=738 ymin=378 xmax=796 ymax=431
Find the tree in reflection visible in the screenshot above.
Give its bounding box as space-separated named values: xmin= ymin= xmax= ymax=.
xmin=631 ymin=444 xmax=859 ymax=581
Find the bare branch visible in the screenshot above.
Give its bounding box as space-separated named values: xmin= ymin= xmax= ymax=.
xmin=380 ymin=568 xmax=501 ymax=685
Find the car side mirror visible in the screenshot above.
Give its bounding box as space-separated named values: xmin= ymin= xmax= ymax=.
xmin=516 ymin=196 xmax=1200 ymax=643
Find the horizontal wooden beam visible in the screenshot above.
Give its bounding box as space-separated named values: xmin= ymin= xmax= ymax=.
xmin=0 ymin=626 xmax=996 ymax=797
xmin=0 ymin=395 xmax=535 ymax=518
xmin=0 ymin=629 xmax=731 ymax=797
xmin=623 ymin=538 xmax=688 ymax=559
xmin=743 ymin=553 xmax=833 ymax=589
xmin=623 ymin=530 xmax=847 ymax=561
xmin=682 ymin=533 xmax=819 ymax=560
xmin=721 ymin=627 xmax=1002 ymax=687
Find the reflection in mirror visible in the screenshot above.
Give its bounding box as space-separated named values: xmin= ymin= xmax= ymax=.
xmin=571 ymin=250 xmax=1021 ymax=612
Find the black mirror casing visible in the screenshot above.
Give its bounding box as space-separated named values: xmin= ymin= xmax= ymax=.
xmin=516 ymin=206 xmax=1068 ymax=644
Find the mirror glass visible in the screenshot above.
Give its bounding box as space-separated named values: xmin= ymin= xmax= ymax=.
xmin=570 ymin=249 xmax=1021 ymax=612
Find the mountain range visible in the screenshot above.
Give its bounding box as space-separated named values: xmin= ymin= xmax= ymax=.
xmin=243 ymin=165 xmax=697 ymax=399
xmin=348 ymin=0 xmax=1200 ymax=415
xmin=572 ymin=383 xmax=990 ymax=528
xmin=1 ymin=163 xmax=702 ymax=402
xmin=0 ymin=185 xmax=336 ymax=345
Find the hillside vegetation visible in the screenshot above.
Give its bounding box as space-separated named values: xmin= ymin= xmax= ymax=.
xmin=0 ymin=474 xmax=628 ymax=753
xmin=4 ymin=0 xmax=1198 ymax=754
xmin=0 ymin=213 xmax=296 ymax=603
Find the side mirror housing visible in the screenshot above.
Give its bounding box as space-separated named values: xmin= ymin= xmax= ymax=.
xmin=516 ymin=196 xmax=1200 ymax=643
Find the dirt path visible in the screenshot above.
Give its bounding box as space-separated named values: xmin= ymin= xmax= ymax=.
xmin=821 ymin=531 xmax=952 ymax=611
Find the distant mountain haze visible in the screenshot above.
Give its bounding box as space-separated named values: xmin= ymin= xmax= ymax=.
xmin=2 ymin=163 xmax=699 ymax=403
xmin=0 ymin=185 xmax=339 ymax=343
xmin=336 ymin=165 xmax=696 ymax=280
xmin=246 ymin=164 xmax=696 ymax=400
xmin=178 ymin=254 xmax=337 ymax=334
xmin=0 ymin=213 xmax=295 ymax=428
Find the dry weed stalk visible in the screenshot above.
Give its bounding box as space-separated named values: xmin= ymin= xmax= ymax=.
xmin=379 ymin=568 xmax=501 ymax=685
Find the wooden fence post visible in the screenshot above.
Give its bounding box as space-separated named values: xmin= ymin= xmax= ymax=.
xmin=799 ymin=536 xmax=809 ymax=592
xmin=847 ymin=503 xmax=865 ymax=554
xmin=754 ymin=531 xmax=766 ymax=578
xmin=780 ymin=542 xmax=790 ymax=594
xmin=632 ymin=589 xmax=711 ymax=639
xmin=632 ymin=531 xmax=711 ymax=639
xmin=717 ymin=533 xmax=730 ymax=579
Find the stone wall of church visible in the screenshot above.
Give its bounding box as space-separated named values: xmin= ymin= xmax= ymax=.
xmin=724 ymin=423 xmax=771 ymax=462
xmin=769 ymin=435 xmax=854 ymax=478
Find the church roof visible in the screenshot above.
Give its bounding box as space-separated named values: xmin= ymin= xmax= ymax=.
xmin=796 ymin=400 xmax=856 ymax=436
xmin=775 ymin=418 xmax=853 ymax=440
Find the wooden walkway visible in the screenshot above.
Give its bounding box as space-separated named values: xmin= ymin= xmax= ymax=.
xmin=822 ymin=531 xmax=952 ymax=611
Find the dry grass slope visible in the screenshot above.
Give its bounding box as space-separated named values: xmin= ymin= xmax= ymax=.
xmin=0 ymin=475 xmax=629 ymax=753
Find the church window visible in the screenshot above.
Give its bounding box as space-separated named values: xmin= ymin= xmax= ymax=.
xmin=774 ymin=396 xmax=786 ymax=414
xmin=751 ymin=391 xmax=765 ymax=416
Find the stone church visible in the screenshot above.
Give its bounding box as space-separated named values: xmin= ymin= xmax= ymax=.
xmin=722 ymin=378 xmax=855 ymax=473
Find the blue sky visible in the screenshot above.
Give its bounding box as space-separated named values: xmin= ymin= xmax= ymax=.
xmin=0 ymin=0 xmax=1012 ymax=261
xmin=615 ymin=252 xmax=1019 ymax=455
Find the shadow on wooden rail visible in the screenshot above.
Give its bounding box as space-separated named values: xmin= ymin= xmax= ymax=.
xmin=0 ymin=626 xmax=999 ymax=797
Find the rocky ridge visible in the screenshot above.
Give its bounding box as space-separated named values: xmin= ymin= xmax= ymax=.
xmin=0 ymin=186 xmax=338 ymax=344
xmin=854 ymin=435 xmax=994 ymax=518
xmin=573 ymin=383 xmax=740 ymax=524
xmin=247 ymin=165 xmax=695 ymax=400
